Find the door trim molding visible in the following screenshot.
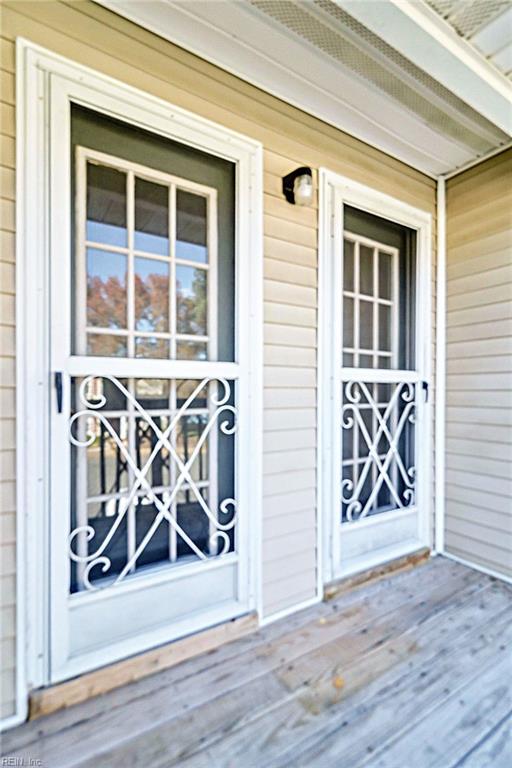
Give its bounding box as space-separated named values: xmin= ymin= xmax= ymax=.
xmin=318 ymin=168 xmax=433 ymax=584
xmin=16 ymin=38 xmax=263 ymax=706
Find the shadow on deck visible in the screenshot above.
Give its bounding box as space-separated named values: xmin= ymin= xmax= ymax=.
xmin=3 ymin=556 xmax=512 ymax=767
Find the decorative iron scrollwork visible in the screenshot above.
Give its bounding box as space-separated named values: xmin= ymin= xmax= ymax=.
xmin=69 ymin=376 xmax=237 ymax=590
xmin=341 ymin=380 xmax=416 ymax=522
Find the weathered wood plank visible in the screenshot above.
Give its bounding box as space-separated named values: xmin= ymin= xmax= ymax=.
xmin=42 ymin=566 xmax=484 ymax=766
xmin=3 ymin=559 xmax=460 ymax=758
xmin=4 ymin=558 xmax=443 ymax=752
xmin=7 ymin=560 xmax=509 ymax=768
xmin=179 ymin=581 xmax=511 ymax=768
xmin=454 ymin=712 xmax=512 ymax=768
xmin=28 ymin=613 xmax=259 ymax=720
xmin=289 ymin=598 xmax=512 ymax=768
xmin=366 ymin=656 xmax=512 ymax=768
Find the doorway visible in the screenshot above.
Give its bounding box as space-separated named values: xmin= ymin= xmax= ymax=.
xmin=319 ymin=171 xmax=432 ymax=581
xmin=18 ymin=45 xmax=262 ymax=686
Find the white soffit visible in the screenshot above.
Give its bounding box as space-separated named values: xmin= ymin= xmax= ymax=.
xmin=97 ymin=0 xmax=512 ymax=176
xmin=427 ymin=1 xmax=512 ymax=80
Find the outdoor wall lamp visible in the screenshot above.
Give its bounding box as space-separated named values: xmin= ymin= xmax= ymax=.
xmin=282 ymin=166 xmax=314 ymax=206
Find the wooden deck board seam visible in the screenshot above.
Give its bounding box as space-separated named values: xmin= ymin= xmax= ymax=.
xmin=60 ymin=572 xmax=495 ymax=766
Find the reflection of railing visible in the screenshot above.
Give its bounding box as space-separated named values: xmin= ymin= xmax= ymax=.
xmin=341 ymin=380 xmax=416 ymax=522
xmin=69 ymin=376 xmax=237 ymax=591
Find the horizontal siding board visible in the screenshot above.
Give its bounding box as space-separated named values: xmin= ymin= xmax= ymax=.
xmin=446 ymin=390 xmax=511 ymax=408
xmin=445 ymin=452 xmax=511 ymax=480
xmin=264 ymin=344 xmax=316 ymax=368
xmin=445 ymin=151 xmax=512 ymax=580
xmin=446 ymin=372 xmax=512 ymax=391
xmin=445 ymin=500 xmax=512 ymax=532
xmin=447 ymin=248 xmax=511 ymax=281
xmin=446 ymin=337 xmax=512 ymax=358
xmin=447 ymin=300 xmax=511 ymax=328
xmin=263 ymin=529 xmax=316 ymax=562
xmin=263 ymin=387 xmax=316 ymax=409
xmin=0 ymin=71 xmax=14 ymax=106
xmin=446 ymin=354 xmax=512 ymax=374
xmin=0 ymin=164 xmax=15 ymax=197
xmin=0 ymin=451 xmax=15 ymax=482
xmin=262 ymin=508 xmax=315 ymax=540
xmin=264 ymin=367 xmax=316 ymax=389
xmin=263 ymin=489 xmax=316 ymax=518
xmin=0 ymin=261 xmax=15 ymax=293
xmin=263 ymin=429 xmax=316 ymax=453
xmin=447 ymin=208 xmax=512 ymax=248
xmin=447 ymin=318 xmax=512 ymax=342
xmin=445 ymin=515 xmax=512 ymax=549
xmin=264 ymin=258 xmax=316 ymax=288
xmin=264 ymin=215 xmax=317 ymax=248
xmin=263 ymin=448 xmax=317 ymax=476
xmin=264 ymin=279 xmax=316 ymax=308
xmin=447 ymin=282 xmax=512 ymax=312
xmin=447 ymin=265 xmax=512 ymax=296
xmin=445 ymin=437 xmax=512 ymax=461
xmin=263 ymin=408 xmax=316 ymax=431
xmin=446 ymin=406 xmax=512 ymax=427
xmin=446 ymin=421 xmax=511 ymax=444
xmin=264 ymin=302 xmax=316 ymax=328
xmin=0 ymin=231 xmax=14 ymax=263
xmin=445 ymin=483 xmax=511 ymax=516
xmin=263 ymin=469 xmax=316 ymax=497
xmin=264 ymin=236 xmax=316 ymax=268
xmin=262 ymin=549 xmax=316 ymax=584
xmin=262 ymin=581 xmax=317 ymax=616
xmin=444 ymin=531 xmax=512 ymax=575
xmin=0 ymin=38 xmax=15 ymax=72
xmin=264 ymin=323 xmax=316 ymax=348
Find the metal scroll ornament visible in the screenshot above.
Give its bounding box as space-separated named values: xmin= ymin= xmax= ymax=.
xmin=341 ymin=380 xmax=416 ymax=521
xmin=69 ymin=376 xmax=236 ymax=590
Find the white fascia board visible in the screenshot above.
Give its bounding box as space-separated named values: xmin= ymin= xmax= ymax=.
xmin=335 ymin=0 xmax=512 ymax=136
xmin=98 ymin=0 xmax=472 ymax=175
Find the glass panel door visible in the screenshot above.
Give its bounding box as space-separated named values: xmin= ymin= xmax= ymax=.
xmin=70 ymin=146 xmax=233 ymax=593
xmin=337 ymin=206 xmax=424 ymax=574
xmin=50 ymin=105 xmax=247 ymax=682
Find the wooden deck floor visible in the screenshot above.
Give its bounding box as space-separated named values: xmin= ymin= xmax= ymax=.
xmin=3 ymin=556 xmax=512 ymax=767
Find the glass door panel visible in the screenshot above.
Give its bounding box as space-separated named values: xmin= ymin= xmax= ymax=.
xmin=49 ymin=103 xmax=246 ymax=683
xmin=338 ymin=206 xmax=423 ymax=573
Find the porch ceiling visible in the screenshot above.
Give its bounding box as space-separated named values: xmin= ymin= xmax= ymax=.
xmin=97 ymin=0 xmax=512 ymax=177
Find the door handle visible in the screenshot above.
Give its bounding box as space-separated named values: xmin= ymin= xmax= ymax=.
xmin=421 ymin=380 xmax=429 ymax=402
xmin=54 ymin=371 xmax=64 ymax=413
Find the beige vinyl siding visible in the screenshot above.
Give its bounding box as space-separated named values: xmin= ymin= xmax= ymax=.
xmin=445 ymin=149 xmax=512 ymax=579
xmin=0 ymin=18 xmax=16 ymax=720
xmin=1 ymin=0 xmax=436 ymax=717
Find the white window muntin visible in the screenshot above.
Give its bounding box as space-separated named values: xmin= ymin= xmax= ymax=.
xmin=73 ymin=148 xmax=232 ymax=592
xmin=342 ymin=230 xmax=399 ymax=370
xmin=75 ymin=146 xmax=218 ymax=362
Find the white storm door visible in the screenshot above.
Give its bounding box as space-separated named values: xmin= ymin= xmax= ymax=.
xmin=48 ymin=89 xmax=258 ymax=683
xmin=321 ymin=177 xmax=431 ymax=582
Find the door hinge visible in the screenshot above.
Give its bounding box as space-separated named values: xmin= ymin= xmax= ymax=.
xmin=54 ymin=371 xmax=64 ymax=413
xmin=422 ymin=380 xmax=429 ymax=402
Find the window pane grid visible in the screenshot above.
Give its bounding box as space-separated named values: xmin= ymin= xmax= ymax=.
xmin=342 ymin=234 xmax=399 ymax=369
xmin=82 ymin=155 xmax=213 ymax=361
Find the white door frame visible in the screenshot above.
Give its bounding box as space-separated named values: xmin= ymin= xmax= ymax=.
xmin=318 ymin=168 xmax=433 ymax=584
xmin=16 ymin=38 xmax=263 ymax=691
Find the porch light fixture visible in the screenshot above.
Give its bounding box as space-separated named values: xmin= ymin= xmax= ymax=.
xmin=282 ymin=166 xmax=313 ymax=206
